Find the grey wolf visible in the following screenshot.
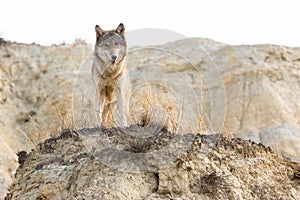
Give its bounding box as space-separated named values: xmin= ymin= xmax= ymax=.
xmin=92 ymin=23 xmax=131 ymax=127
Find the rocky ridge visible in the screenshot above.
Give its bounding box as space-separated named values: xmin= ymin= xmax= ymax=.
xmin=5 ymin=127 xmax=300 ymax=199
xmin=1 ymin=38 xmax=300 ymax=198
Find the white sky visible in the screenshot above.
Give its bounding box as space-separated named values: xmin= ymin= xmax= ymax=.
xmin=1 ymin=0 xmax=300 ymax=46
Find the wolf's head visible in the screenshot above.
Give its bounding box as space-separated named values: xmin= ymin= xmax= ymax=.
xmin=94 ymin=23 xmax=127 ymax=65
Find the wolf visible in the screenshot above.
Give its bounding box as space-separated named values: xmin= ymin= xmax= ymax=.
xmin=92 ymin=23 xmax=131 ymax=127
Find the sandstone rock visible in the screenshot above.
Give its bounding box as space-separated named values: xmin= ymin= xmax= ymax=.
xmin=5 ymin=128 xmax=300 ymax=199
xmin=0 ymin=42 xmax=93 ymax=198
xmin=260 ymin=124 xmax=300 ymax=162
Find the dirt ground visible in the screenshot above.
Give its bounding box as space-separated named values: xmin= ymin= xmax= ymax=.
xmin=6 ymin=125 xmax=300 ymax=200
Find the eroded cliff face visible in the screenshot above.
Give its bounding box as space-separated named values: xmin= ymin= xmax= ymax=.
xmin=5 ymin=127 xmax=300 ymax=199
xmin=1 ymin=38 xmax=300 ymax=198
xmin=0 ymin=41 xmax=93 ymax=197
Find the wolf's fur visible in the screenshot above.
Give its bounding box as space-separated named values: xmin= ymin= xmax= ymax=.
xmin=92 ymin=23 xmax=130 ymax=127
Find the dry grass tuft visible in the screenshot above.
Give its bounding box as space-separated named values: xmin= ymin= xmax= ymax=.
xmin=125 ymin=137 xmax=152 ymax=153
xmin=129 ymin=85 xmax=180 ymax=133
xmin=27 ymin=93 xmax=76 ymax=147
xmin=72 ymin=38 xmax=87 ymax=47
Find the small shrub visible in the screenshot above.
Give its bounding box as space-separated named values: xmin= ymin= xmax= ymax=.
xmin=125 ymin=137 xmax=152 ymax=153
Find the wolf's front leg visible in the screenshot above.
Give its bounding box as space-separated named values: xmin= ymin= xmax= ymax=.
xmin=117 ymin=88 xmax=129 ymax=127
xmin=117 ymin=96 xmax=128 ymax=127
xmin=95 ymin=91 xmax=105 ymax=127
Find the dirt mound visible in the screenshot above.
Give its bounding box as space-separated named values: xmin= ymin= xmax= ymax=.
xmin=6 ymin=126 xmax=300 ymax=200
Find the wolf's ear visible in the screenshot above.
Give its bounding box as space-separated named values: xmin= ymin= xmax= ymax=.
xmin=95 ymin=25 xmax=104 ymax=38
xmin=116 ymin=23 xmax=125 ymax=36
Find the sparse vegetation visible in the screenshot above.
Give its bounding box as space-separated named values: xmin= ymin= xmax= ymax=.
xmin=26 ymin=92 xmax=77 ymax=147
xmin=72 ymin=38 xmax=87 ymax=47
xmin=125 ymin=137 xmax=152 ymax=153
xmin=130 ymin=85 xmax=181 ymax=134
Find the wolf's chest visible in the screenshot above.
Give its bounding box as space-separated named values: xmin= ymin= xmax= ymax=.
xmin=100 ymin=85 xmax=116 ymax=103
xmin=101 ymin=64 xmax=124 ymax=80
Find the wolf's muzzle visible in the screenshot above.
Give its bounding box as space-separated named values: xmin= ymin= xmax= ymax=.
xmin=111 ymin=55 xmax=117 ymax=61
